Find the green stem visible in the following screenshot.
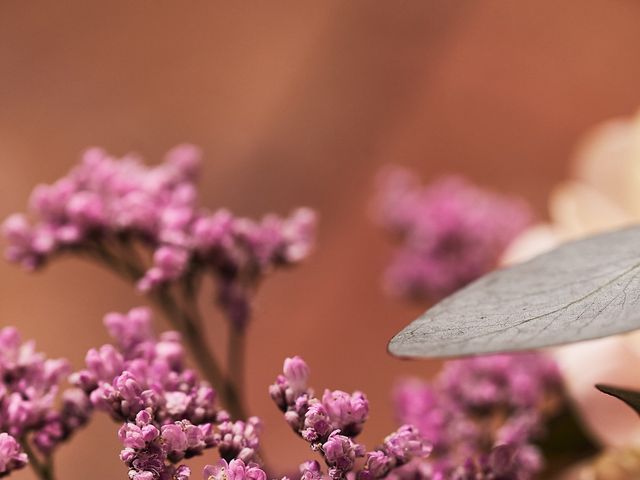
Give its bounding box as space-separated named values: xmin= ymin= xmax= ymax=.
xmin=150 ymin=288 xmax=247 ymax=419
xmin=21 ymin=440 xmax=54 ymax=480
xmin=228 ymin=326 xmax=246 ymax=410
xmin=89 ymin=240 xmax=247 ymax=419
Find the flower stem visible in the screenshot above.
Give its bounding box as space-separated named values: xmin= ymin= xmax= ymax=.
xmin=89 ymin=240 xmax=248 ymax=420
xmin=228 ymin=326 xmax=246 ymax=409
xmin=21 ymin=440 xmax=54 ymax=480
xmin=150 ymin=287 xmax=247 ymax=420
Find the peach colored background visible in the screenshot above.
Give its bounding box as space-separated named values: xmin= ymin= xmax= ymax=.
xmin=2 ymin=1 xmax=640 ymax=478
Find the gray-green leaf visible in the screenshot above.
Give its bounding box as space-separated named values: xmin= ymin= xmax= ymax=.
xmin=388 ymin=225 xmax=640 ymax=358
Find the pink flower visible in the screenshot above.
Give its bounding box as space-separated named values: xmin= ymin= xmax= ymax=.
xmin=323 ymin=430 xmax=365 ymax=479
xmin=374 ymin=167 xmax=532 ymax=300
xmin=204 ymin=459 xmax=267 ymax=480
xmin=0 ymin=433 xmax=28 ymax=476
xmin=321 ymin=389 xmax=369 ymax=437
xmin=283 ymin=356 xmax=310 ymax=396
xmin=2 ymin=146 xmax=317 ymax=330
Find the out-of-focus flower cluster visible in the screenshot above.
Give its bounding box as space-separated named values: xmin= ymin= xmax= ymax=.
xmin=0 ymin=326 xmax=91 ymax=477
xmin=393 ymin=353 xmax=563 ymax=479
xmin=373 ymin=166 xmax=565 ymax=478
xmin=70 ymin=306 xmax=265 ymax=480
xmin=271 ymin=356 xmax=432 ymax=480
xmin=2 ymin=145 xmax=316 ymax=329
xmin=373 ymin=166 xmax=532 ymax=300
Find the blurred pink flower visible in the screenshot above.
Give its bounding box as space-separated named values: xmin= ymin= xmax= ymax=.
xmin=374 ymin=166 xmax=532 ymax=300
xmin=503 ymin=109 xmax=640 ymax=448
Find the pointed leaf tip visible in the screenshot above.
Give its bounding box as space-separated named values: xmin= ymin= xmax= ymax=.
xmin=596 ymin=384 xmax=640 ymax=416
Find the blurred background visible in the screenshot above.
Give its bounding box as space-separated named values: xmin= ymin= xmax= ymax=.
xmin=2 ymin=1 xmax=640 ymax=478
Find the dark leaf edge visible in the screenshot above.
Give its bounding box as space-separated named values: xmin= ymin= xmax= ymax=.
xmin=595 ymin=383 xmax=640 ymax=416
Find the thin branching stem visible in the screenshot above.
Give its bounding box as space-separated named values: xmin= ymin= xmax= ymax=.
xmin=87 ymin=238 xmax=248 ymax=420
xmin=228 ymin=326 xmax=246 ymax=409
xmin=21 ymin=439 xmax=54 ymax=480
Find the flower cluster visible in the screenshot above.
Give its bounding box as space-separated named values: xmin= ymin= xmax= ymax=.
xmin=0 ymin=325 xmax=91 ymax=473
xmin=449 ymin=444 xmax=523 ymax=480
xmin=2 ymin=145 xmax=201 ymax=270
xmin=215 ymin=417 xmax=262 ymax=463
xmin=140 ymin=205 xmax=316 ymax=329
xmin=393 ymin=353 xmax=563 ymax=479
xmin=269 ymin=356 xmax=369 ymax=444
xmin=2 ymin=145 xmax=316 ymax=329
xmin=270 ymin=357 xmax=431 ymax=480
xmin=70 ymin=306 xmax=259 ymax=479
xmin=0 ymin=433 xmax=28 ymax=478
xmin=204 ymin=458 xmax=267 ymax=480
xmin=72 ymin=307 xmax=220 ymax=424
xmin=119 ymin=411 xmax=213 ymax=480
xmin=358 ymin=425 xmax=432 ymax=480
xmin=373 ymin=166 xmax=532 ymax=300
